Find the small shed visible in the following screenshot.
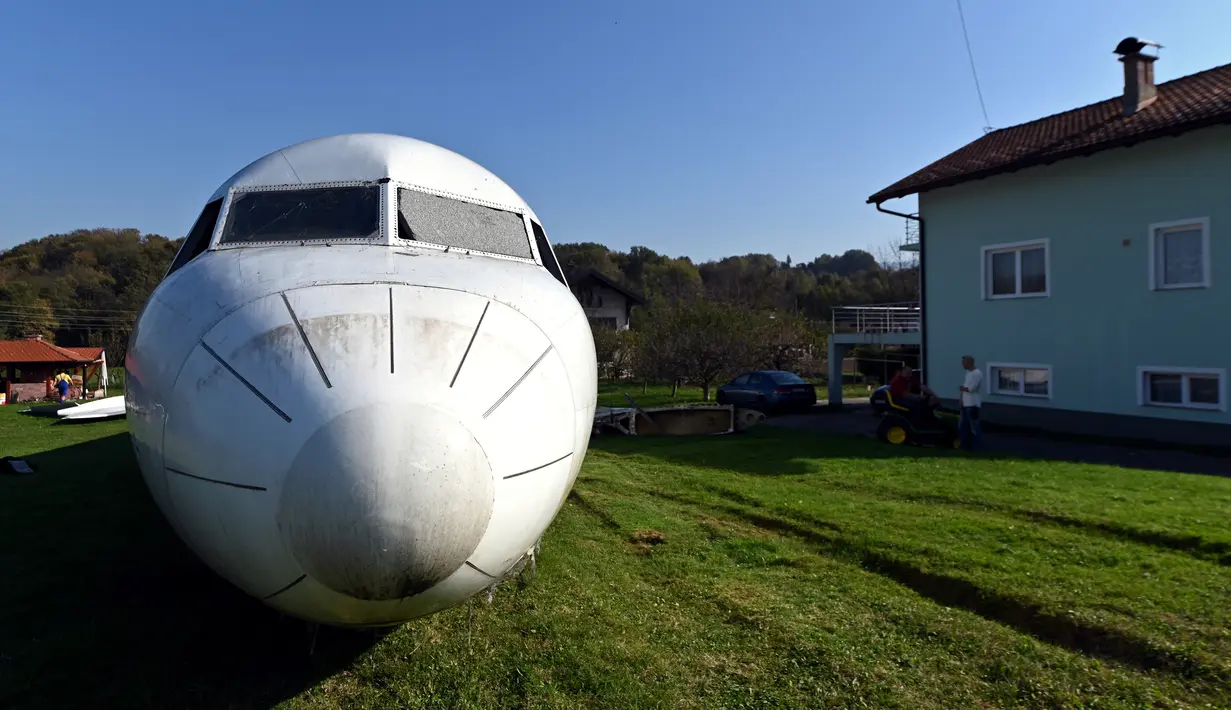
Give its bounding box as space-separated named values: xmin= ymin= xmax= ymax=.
xmin=0 ymin=336 xmax=108 ymax=404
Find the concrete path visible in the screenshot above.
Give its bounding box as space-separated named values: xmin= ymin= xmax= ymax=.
xmin=769 ymin=403 xmax=1231 ymax=478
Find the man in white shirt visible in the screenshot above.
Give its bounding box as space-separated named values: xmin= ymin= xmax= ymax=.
xmin=958 ymin=355 xmax=983 ymax=451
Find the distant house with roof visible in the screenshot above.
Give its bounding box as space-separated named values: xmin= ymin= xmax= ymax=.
xmin=0 ymin=336 xmax=108 ymax=403
xmin=568 ymin=268 xmax=645 ymax=331
xmin=864 ymin=38 xmax=1231 ymax=446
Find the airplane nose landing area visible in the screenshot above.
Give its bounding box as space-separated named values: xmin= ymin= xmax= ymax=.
xmin=278 ymin=403 xmax=493 ymax=601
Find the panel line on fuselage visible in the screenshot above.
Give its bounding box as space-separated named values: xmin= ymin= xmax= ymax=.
xmin=464 ymin=561 xmax=498 ymax=579
xmin=450 ymin=301 xmax=490 ymax=388
xmin=200 ymin=342 xmax=293 ymax=423
xmin=388 ymin=287 xmax=395 ymax=374
xmin=280 ymin=292 xmax=333 ymax=389
xmin=483 ymin=344 xmax=553 ymax=419
xmin=262 ymin=574 xmax=308 ymax=600
xmin=502 ymin=452 xmax=573 ymax=480
xmin=166 ymin=466 xmax=267 ymax=491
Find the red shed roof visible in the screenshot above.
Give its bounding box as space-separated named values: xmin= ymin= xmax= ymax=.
xmin=868 ymin=61 xmax=1231 ymax=204
xmin=0 ymin=338 xmax=101 ymax=364
xmin=66 ymin=346 xmax=105 ymax=361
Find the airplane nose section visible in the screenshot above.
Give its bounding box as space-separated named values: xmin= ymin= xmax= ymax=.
xmin=277 ymin=403 xmax=494 ymax=601
xmin=158 ymin=281 xmax=582 ymax=623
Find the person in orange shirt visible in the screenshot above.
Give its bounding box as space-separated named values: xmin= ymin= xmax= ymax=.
xmin=889 ymin=365 xmax=939 ymax=410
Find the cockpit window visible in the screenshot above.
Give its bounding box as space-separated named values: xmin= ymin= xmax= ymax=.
xmin=396 ymin=188 xmax=532 ymax=259
xmin=531 ymin=220 xmax=567 ymax=287
xmin=165 ymin=199 xmax=222 ymax=277
xmin=220 ymin=186 xmax=380 ymax=245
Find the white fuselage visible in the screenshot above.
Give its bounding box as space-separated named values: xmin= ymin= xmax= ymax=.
xmin=126 ymin=168 xmax=596 ymax=626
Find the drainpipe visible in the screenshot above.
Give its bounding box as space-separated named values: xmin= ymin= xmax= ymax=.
xmin=874 ymin=202 xmax=926 ymax=381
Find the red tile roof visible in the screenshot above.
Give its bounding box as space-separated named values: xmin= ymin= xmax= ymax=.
xmin=868 ymin=62 xmax=1231 ymax=204
xmin=0 ymin=339 xmax=101 ymax=364
xmin=65 ymin=346 xmax=105 ymax=361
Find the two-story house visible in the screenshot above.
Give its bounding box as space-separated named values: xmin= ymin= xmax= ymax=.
xmin=866 ymin=39 xmax=1231 ymax=446
xmin=569 ymin=268 xmax=645 ymax=331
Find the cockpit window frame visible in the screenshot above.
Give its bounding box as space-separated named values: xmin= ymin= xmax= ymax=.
xmin=390 ymin=181 xmax=538 ymax=265
xmin=202 ymin=180 xmax=560 ymax=278
xmin=210 ymin=180 xmax=388 ymax=251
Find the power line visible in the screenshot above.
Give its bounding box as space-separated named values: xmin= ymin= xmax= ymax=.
xmin=0 ymin=309 xmax=136 ymax=324
xmin=955 ymin=0 xmax=993 ymax=133
xmin=0 ymin=303 xmax=141 ymax=315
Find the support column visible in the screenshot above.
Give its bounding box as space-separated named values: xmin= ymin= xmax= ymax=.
xmin=827 ymin=340 xmax=850 ymax=407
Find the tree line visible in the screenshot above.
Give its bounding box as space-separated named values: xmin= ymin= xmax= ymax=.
xmin=0 ymin=229 xmax=917 ymax=388
xmin=557 ymin=242 xmax=917 ymax=399
xmin=0 ymin=228 xmax=179 ymax=362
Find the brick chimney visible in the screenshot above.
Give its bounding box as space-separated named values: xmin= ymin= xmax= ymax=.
xmin=1114 ymin=36 xmax=1161 ymax=116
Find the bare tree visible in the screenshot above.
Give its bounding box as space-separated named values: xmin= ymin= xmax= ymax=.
xmin=753 ymin=313 xmax=825 ymax=372
xmin=872 ymin=234 xmax=918 ymax=272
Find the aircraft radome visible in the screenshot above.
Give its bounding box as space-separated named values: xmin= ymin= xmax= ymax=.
xmin=125 ymin=133 xmax=598 ymax=627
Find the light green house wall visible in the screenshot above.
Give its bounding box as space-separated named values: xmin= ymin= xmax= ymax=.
xmin=920 ymin=123 xmax=1231 ymax=437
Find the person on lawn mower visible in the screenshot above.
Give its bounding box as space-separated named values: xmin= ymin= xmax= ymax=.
xmin=888 ymin=365 xmax=940 ymax=412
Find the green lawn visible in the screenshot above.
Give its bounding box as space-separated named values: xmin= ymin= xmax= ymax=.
xmin=598 ymin=380 xmax=870 ymax=409
xmin=1 ymin=405 xmax=1228 ymax=709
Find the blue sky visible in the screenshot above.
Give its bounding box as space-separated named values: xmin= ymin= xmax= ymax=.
xmin=2 ymin=0 xmax=1229 ymax=262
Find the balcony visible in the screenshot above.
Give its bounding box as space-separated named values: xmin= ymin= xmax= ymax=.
xmin=831 ymin=302 xmax=920 ymax=335
xmin=826 ymin=302 xmax=921 ymax=406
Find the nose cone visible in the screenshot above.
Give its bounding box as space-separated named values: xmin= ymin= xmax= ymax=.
xmin=153 ymin=278 xmax=586 ymax=625
xmin=278 ymin=403 xmax=492 ymax=601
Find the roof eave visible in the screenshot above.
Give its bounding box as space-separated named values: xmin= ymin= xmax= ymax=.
xmin=579 ymin=268 xmax=647 ymax=305
xmin=866 ymin=114 xmax=1231 ymax=205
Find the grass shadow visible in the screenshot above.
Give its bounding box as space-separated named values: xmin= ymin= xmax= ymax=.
xmin=640 ymin=486 xmax=1227 ymax=687
xmin=779 ymin=404 xmax=1231 ymax=478
xmin=589 ymin=425 xmax=965 ymax=478
xmin=815 ymin=479 xmax=1231 ymax=567
xmin=0 ymin=433 xmax=376 ymax=710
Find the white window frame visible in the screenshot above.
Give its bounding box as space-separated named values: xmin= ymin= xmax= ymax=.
xmin=1137 ymin=366 xmax=1226 ymax=411
xmin=981 ymin=239 xmax=1050 ymax=300
xmin=1148 ymin=217 xmax=1210 ymax=290
xmin=211 ymin=181 xmax=387 ymax=250
xmin=987 ymin=362 xmax=1052 ymax=399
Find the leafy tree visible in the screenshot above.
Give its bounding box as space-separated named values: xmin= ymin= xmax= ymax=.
xmin=0 ymin=280 xmax=58 ymax=339
xmin=639 ymin=300 xmax=756 ymax=401
xmin=753 ymin=313 xmax=825 ymax=373
xmin=590 ymin=323 xmax=624 ymax=381
xmin=0 ymin=228 xmax=178 ymax=360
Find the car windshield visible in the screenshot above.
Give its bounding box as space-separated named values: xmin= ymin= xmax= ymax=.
xmin=769 ymin=372 xmax=806 ymax=385
xmin=220 ymin=186 xmax=381 ymax=244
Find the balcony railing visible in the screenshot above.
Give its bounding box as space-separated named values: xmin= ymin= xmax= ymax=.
xmin=831 ymin=302 xmax=920 ymax=333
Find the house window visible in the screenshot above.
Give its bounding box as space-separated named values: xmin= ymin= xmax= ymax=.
xmin=982 ymin=240 xmax=1048 ymax=299
xmin=988 ymin=363 xmax=1051 ymax=398
xmin=1138 ymin=367 xmax=1224 ymax=410
xmin=588 ymin=317 xmax=618 ymax=330
xmin=1149 ymin=218 xmax=1210 ymax=290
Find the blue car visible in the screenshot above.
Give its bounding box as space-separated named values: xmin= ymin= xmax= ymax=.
xmin=716 ymin=370 xmax=818 ymax=412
